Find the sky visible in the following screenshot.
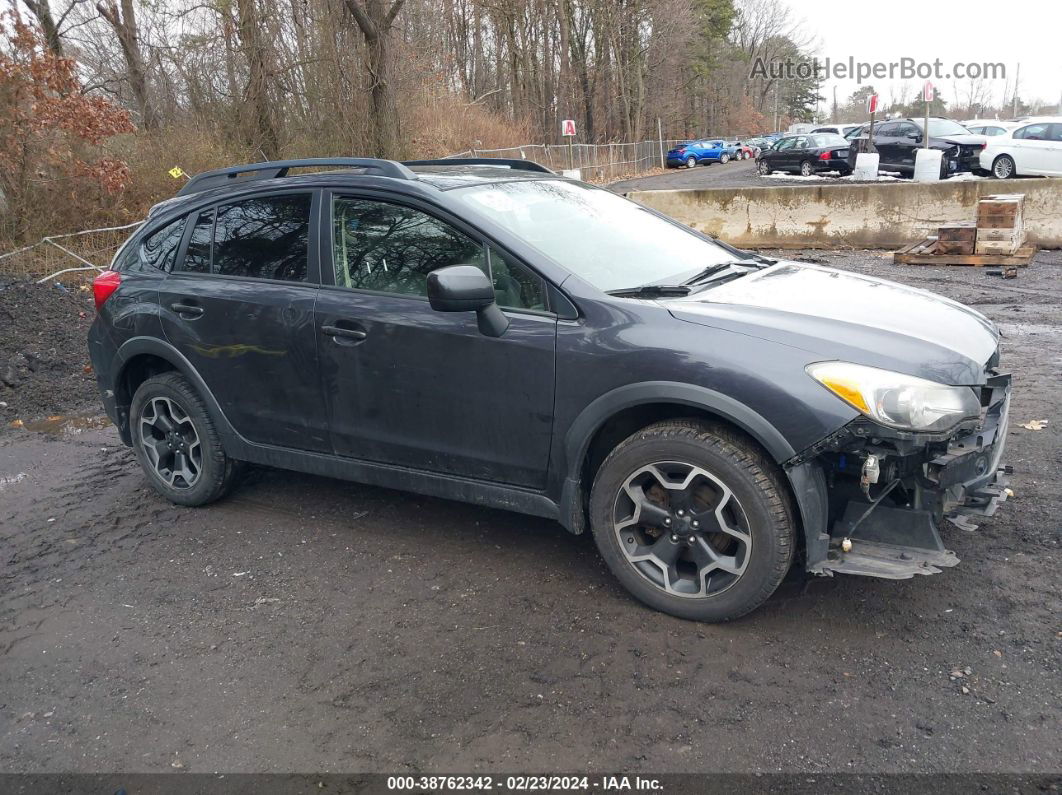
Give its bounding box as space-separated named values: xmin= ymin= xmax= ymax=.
xmin=784 ymin=0 xmax=1062 ymax=116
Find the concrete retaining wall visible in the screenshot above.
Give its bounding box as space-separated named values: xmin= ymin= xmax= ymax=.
xmin=629 ymin=178 xmax=1062 ymax=249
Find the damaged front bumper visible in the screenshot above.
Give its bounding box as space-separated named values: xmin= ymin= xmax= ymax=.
xmin=795 ymin=372 xmax=1011 ymax=580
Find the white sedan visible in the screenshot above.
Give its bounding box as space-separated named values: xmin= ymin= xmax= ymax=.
xmin=980 ymin=116 xmax=1062 ymax=178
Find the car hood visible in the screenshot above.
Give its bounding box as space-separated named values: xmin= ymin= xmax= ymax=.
xmin=938 ymin=133 xmax=987 ymax=147
xmin=666 ymin=261 xmax=999 ymax=385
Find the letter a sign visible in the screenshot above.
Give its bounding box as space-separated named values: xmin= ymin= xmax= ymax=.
xmin=561 ymin=119 xmax=577 ymax=137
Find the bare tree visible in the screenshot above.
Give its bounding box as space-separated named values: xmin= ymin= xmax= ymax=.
xmin=342 ymin=0 xmax=407 ymax=159
xmin=96 ymin=0 xmax=158 ymax=129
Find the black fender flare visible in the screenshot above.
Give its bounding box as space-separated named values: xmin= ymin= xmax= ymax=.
xmin=113 ymin=336 xmax=240 ymax=446
xmin=557 ymin=381 xmax=828 ymax=565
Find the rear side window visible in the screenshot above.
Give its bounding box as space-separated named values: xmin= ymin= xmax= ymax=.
xmin=1015 ymin=123 xmax=1049 ymax=140
xmin=212 ymin=194 xmax=312 ymax=281
xmin=180 ymin=209 xmax=213 ymax=274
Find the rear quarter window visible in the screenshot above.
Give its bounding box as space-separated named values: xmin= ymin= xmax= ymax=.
xmin=116 ymin=217 xmax=185 ymax=273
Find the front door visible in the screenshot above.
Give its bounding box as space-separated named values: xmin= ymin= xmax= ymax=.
xmin=315 ymin=193 xmax=557 ymax=489
xmin=159 ymin=190 xmax=330 ymax=452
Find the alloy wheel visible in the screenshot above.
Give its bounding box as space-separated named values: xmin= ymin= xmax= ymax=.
xmin=139 ymin=396 xmax=203 ymax=489
xmin=993 ymin=156 xmax=1014 ymax=179
xmin=800 ymin=161 xmax=813 ymax=176
xmin=612 ymin=462 xmax=752 ymax=598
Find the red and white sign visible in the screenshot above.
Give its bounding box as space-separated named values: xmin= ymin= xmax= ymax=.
xmin=866 ymin=94 xmax=879 ymax=114
xmin=923 ymin=81 xmax=935 ymax=102
xmin=561 ymin=119 xmax=577 ymax=137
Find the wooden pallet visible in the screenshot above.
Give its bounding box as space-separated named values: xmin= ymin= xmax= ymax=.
xmin=894 ymin=238 xmax=1037 ymax=266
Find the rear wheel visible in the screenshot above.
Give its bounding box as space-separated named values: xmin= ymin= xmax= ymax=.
xmin=686 ymin=156 xmax=697 ymax=169
xmin=799 ymin=160 xmax=814 ymax=177
xmin=130 ymin=373 xmax=240 ymax=506
xmin=589 ymin=420 xmax=795 ymax=622
xmin=992 ymin=154 xmax=1016 ymax=179
xmin=720 ymin=153 xmax=730 ymax=164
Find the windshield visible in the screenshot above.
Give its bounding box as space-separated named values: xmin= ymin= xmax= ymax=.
xmin=926 ymin=119 xmax=969 ymax=137
xmin=454 ymin=180 xmax=739 ymax=292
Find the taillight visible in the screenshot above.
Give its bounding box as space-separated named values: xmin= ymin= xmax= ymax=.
xmin=676 ymin=146 xmax=686 ymax=152
xmin=819 ymin=150 xmax=831 ymax=161
xmin=93 ymin=270 xmax=121 ymax=311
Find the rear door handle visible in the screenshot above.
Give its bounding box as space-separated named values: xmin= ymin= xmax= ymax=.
xmin=171 ymin=303 xmax=204 ymax=318
xmin=320 ymin=324 xmax=367 ymax=341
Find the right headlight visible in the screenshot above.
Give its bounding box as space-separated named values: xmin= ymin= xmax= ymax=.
xmin=807 ymin=361 xmax=981 ymax=433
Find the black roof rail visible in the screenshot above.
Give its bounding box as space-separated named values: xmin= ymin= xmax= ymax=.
xmin=402 ymin=158 xmax=555 ymax=174
xmin=176 ymin=158 xmax=416 ymax=196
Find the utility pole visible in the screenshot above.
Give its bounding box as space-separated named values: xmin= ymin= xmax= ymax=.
xmin=773 ymin=84 xmax=779 ymax=130
xmin=1012 ymin=62 xmax=1020 ymax=117
xmin=832 ymin=86 xmax=838 ymax=122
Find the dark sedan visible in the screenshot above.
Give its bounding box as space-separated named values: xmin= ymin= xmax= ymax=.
xmin=756 ymin=133 xmax=851 ymax=176
xmin=848 ymin=117 xmax=987 ymax=177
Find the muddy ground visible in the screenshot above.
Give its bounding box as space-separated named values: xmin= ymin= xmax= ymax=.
xmin=0 ymin=251 xmax=1059 ymax=775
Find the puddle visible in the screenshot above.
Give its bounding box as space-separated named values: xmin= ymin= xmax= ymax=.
xmin=19 ymin=414 xmax=111 ymax=434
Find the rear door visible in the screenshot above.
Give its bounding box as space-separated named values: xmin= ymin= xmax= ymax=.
xmin=1009 ymin=123 xmax=1052 ymax=173
xmin=314 ymin=191 xmax=557 ymax=489
xmin=159 ymin=190 xmax=330 ymax=452
xmin=874 ymin=122 xmax=902 ymax=169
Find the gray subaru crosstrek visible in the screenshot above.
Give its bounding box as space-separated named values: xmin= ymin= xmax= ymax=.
xmin=88 ymin=158 xmax=1011 ymax=622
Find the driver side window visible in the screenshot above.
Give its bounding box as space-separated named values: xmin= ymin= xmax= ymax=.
xmin=332 ymin=197 xmax=546 ymax=311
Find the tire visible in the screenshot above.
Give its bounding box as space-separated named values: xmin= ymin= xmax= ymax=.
xmin=799 ymin=160 xmax=814 ymax=177
xmin=757 ymin=160 xmax=771 ymax=176
xmin=589 ymin=420 xmax=795 ymax=622
xmin=686 ymin=156 xmax=697 ymax=169
xmin=130 ymin=372 xmax=241 ymax=507
xmin=992 ymin=154 xmax=1016 ymax=179
xmin=720 ymin=153 xmax=730 ymax=164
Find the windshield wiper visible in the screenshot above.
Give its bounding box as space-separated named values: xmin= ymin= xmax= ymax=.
xmin=606 ymin=284 xmax=691 ymax=298
xmin=682 ymin=261 xmax=761 ymax=286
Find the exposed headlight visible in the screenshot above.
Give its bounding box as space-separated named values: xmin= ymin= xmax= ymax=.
xmin=807 ymin=362 xmax=981 ymax=433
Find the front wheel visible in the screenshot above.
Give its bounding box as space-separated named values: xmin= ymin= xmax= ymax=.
xmin=130 ymin=373 xmax=241 ymax=506
xmin=589 ymin=420 xmax=795 ymax=622
xmin=992 ymin=154 xmax=1016 ymax=179
xmin=757 ymin=159 xmax=771 ymax=175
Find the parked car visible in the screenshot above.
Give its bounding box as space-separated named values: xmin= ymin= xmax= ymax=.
xmin=962 ymin=119 xmax=1016 ymax=137
xmin=89 ymin=157 xmax=1012 ymax=623
xmin=744 ymin=136 xmax=773 ymax=152
xmin=812 ymin=124 xmax=862 ymax=138
xmin=756 ymin=133 xmax=851 ymax=176
xmin=666 ymin=140 xmax=731 ymax=168
xmin=848 ymin=117 xmax=987 ymax=178
xmin=724 ymin=141 xmax=756 ymax=160
xmin=979 ymin=117 xmax=1062 ymax=178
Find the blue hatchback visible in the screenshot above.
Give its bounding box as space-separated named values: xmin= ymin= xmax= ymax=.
xmin=666 ymin=140 xmax=730 ymax=168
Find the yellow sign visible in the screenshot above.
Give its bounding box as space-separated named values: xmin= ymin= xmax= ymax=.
xmin=168 ymin=166 xmax=186 ymax=179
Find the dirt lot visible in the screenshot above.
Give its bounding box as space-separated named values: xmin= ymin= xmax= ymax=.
xmin=1 ymin=251 xmax=1060 ymax=775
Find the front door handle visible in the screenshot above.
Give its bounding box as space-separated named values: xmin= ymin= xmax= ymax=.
xmin=171 ymin=303 xmax=204 ymax=318
xmin=320 ymin=324 xmax=367 ymax=341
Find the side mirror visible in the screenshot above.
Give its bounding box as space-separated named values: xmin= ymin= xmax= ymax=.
xmin=427 ymin=265 xmax=509 ymax=338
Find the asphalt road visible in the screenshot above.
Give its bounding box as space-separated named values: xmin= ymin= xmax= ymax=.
xmin=1 ymin=251 xmax=1060 ymax=775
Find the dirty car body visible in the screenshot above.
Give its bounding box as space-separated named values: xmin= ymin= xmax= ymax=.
xmin=87 ymin=157 xmax=1011 ymax=620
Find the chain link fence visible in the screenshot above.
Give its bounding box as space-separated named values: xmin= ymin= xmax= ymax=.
xmin=448 ymin=140 xmax=692 ymax=181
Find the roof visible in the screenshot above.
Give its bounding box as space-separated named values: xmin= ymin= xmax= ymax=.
xmin=148 ymin=157 xmax=558 ymax=218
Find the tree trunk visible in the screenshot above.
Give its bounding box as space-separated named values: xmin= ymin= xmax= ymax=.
xmin=235 ymin=0 xmax=280 ymax=159
xmin=342 ymin=0 xmax=406 ymax=160
xmin=96 ymin=0 xmax=158 ymax=130
xmin=21 ymin=0 xmax=63 ymax=57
